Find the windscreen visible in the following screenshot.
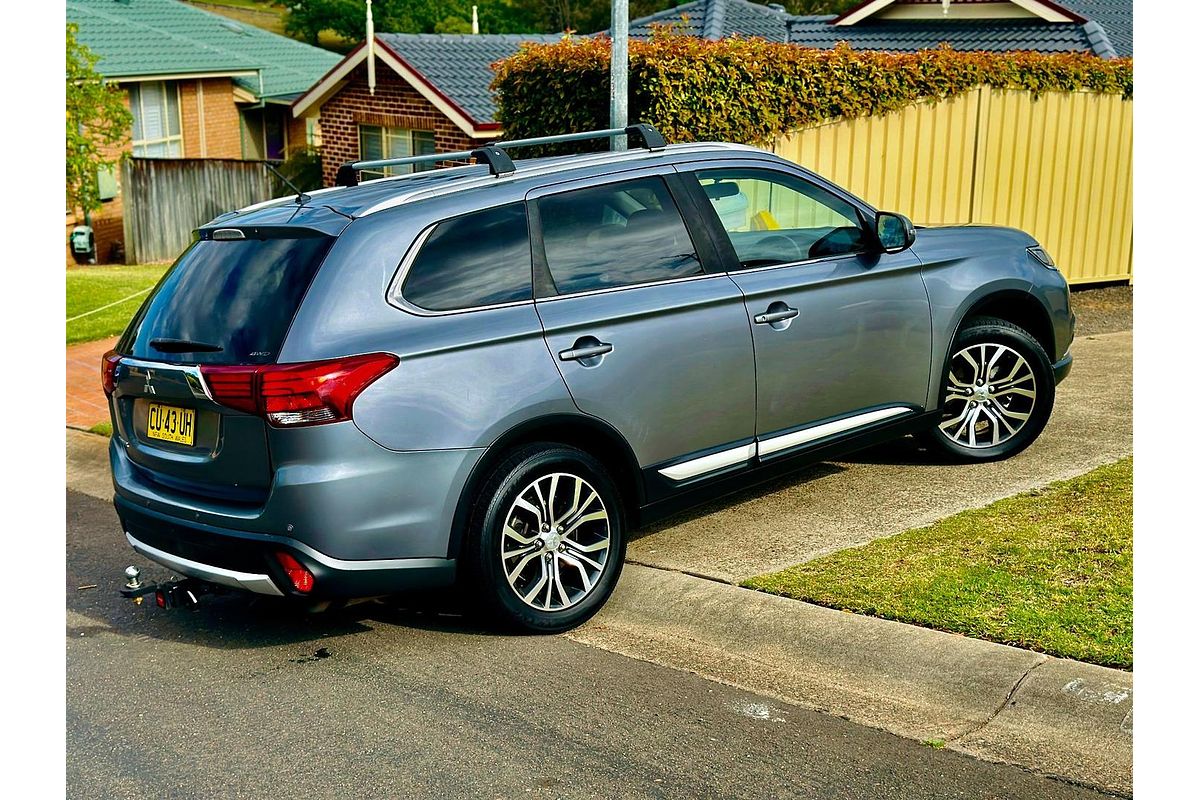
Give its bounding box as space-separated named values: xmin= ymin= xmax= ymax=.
xmin=119 ymin=234 xmax=333 ymax=365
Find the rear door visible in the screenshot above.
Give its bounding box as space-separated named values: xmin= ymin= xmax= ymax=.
xmin=529 ymin=169 xmax=757 ymax=491
xmin=109 ymin=227 xmax=336 ymax=503
xmin=680 ymin=163 xmax=932 ymax=458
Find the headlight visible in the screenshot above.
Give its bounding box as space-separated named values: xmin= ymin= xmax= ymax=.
xmin=1027 ymin=246 xmax=1056 ymax=270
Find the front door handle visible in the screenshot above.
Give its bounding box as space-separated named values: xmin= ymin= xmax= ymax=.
xmin=559 ymin=340 xmax=613 ymax=362
xmin=753 ymin=306 xmax=799 ymax=325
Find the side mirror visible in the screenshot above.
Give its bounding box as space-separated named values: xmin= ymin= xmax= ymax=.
xmin=875 ymin=212 xmax=915 ymax=254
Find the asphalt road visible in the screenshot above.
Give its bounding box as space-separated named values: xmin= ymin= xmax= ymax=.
xmin=67 ymin=490 xmax=1112 ymax=800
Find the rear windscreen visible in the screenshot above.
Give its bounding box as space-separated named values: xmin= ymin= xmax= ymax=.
xmin=119 ymin=234 xmax=333 ymax=364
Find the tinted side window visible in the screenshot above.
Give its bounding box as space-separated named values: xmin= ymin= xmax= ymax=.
xmin=401 ymin=203 xmax=533 ymax=311
xmin=695 ymin=169 xmax=868 ymax=267
xmin=537 ymin=177 xmax=702 ymax=295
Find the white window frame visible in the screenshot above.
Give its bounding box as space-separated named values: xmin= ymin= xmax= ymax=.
xmin=358 ymin=125 xmax=436 ymax=178
xmin=129 ymin=81 xmax=183 ymax=158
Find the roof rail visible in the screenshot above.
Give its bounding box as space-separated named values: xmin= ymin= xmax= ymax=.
xmin=334 ymin=123 xmax=667 ymax=188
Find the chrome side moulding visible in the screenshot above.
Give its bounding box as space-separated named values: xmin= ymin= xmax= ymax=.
xmin=658 ymin=443 xmax=756 ymax=481
xmin=757 ymin=406 xmax=914 ymax=457
xmin=658 ymin=407 xmax=915 ymax=481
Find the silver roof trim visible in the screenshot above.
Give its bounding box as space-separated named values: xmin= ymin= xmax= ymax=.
xmin=356 ymin=142 xmax=768 ymax=217
xmin=229 ymin=142 xmax=770 ymax=220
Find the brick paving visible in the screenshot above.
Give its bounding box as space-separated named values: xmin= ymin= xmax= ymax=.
xmin=66 ymin=337 xmax=117 ymax=429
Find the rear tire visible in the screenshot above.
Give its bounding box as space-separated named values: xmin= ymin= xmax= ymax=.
xmin=464 ymin=443 xmax=626 ymax=634
xmin=926 ymin=316 xmax=1055 ymax=462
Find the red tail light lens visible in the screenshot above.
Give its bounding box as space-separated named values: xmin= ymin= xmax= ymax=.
xmin=260 ymin=354 xmax=399 ymax=427
xmin=274 ymin=551 xmax=314 ymax=593
xmin=101 ymin=350 xmax=121 ymax=396
xmin=200 ymin=353 xmax=398 ymax=427
xmin=200 ymin=365 xmax=259 ymax=415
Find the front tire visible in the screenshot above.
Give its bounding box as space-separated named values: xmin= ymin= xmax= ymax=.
xmin=464 ymin=443 xmax=626 ymax=634
xmin=926 ymin=316 xmax=1055 ymax=462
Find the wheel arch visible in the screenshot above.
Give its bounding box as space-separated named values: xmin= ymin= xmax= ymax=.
xmin=958 ymin=289 xmax=1056 ymax=359
xmin=930 ymin=287 xmax=1056 ymax=407
xmin=446 ymin=414 xmax=645 ymax=560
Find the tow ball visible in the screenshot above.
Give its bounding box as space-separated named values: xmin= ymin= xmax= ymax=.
xmin=121 ymin=565 xmax=222 ymax=609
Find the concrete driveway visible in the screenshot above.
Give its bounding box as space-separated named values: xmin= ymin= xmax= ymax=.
xmin=628 ymin=330 xmax=1132 ymax=582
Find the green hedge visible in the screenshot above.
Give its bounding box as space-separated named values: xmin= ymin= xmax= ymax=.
xmin=491 ymin=33 xmax=1132 ymax=149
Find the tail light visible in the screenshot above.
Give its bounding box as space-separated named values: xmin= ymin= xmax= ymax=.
xmin=200 ymin=353 xmax=398 ymax=427
xmin=274 ymin=552 xmax=314 ymax=593
xmin=101 ymin=350 xmax=121 ymax=396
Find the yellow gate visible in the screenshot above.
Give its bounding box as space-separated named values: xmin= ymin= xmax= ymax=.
xmin=773 ymin=87 xmax=1133 ymax=285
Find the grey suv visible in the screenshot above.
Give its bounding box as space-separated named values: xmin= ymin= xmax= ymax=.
xmin=104 ymin=125 xmax=1074 ymax=632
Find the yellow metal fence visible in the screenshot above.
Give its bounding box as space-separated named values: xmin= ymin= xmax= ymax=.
xmin=772 ymin=87 xmax=1133 ymax=284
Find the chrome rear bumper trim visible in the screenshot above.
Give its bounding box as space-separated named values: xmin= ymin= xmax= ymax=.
xmin=125 ymin=531 xmax=284 ymax=597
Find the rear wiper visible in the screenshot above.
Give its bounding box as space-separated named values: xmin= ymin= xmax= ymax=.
xmin=149 ymin=338 xmax=224 ymax=353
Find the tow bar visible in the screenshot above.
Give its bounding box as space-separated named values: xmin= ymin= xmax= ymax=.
xmin=121 ymin=565 xmax=224 ymax=609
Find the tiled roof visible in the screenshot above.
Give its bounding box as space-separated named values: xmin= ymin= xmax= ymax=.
xmin=1057 ymin=1 xmax=1131 ymax=57
xmin=619 ymin=0 xmax=1130 ymax=58
xmin=627 ymin=0 xmax=791 ymax=42
xmin=66 ymin=0 xmax=341 ymax=100
xmin=376 ymin=33 xmax=563 ymax=124
xmin=788 ymin=14 xmax=1111 ymax=56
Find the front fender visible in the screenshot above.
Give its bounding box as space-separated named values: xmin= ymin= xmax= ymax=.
xmin=914 ymin=226 xmax=1051 ymax=410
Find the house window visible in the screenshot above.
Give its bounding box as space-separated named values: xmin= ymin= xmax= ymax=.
xmin=358 ymin=125 xmax=436 ymax=178
xmin=129 ymin=81 xmax=183 ymax=157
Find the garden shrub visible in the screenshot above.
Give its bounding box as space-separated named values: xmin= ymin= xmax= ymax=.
xmin=491 ymin=32 xmax=1132 ymax=150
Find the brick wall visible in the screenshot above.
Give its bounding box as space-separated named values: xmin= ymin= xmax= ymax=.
xmin=313 ymin=63 xmax=490 ymax=187
xmin=179 ymin=78 xmax=242 ymax=159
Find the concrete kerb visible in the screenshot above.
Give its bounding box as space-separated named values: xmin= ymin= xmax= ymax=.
xmin=569 ymin=564 xmax=1132 ymax=796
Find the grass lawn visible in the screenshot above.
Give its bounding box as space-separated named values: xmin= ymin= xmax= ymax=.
xmin=66 ymin=264 xmax=169 ymax=345
xmin=743 ymin=458 xmax=1132 ymax=669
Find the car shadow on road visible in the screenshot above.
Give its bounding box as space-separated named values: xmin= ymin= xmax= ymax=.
xmin=66 ymin=436 xmax=950 ymax=650
xmin=627 ymin=435 xmax=954 ymax=543
xmin=838 ymin=434 xmax=957 ymax=466
xmin=629 ymin=461 xmax=845 ymax=542
xmin=67 ymin=488 xmax=506 ymax=650
xmin=66 ymin=586 xmax=505 ymax=652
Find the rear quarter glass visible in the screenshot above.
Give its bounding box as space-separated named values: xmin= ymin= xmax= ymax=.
xmin=119 ymin=233 xmax=334 ymax=364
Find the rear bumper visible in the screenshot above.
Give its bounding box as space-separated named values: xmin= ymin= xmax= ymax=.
xmin=1053 ymin=352 xmax=1073 ymax=385
xmin=110 ymin=425 xmax=484 ymax=562
xmin=116 ymin=495 xmax=456 ymax=599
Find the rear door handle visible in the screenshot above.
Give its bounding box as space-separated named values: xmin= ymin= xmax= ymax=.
xmin=753 ymin=307 xmax=799 ymax=325
xmin=558 ymin=341 xmax=613 ymax=362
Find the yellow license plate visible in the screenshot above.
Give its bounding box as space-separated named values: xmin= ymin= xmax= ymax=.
xmin=146 ymin=403 xmax=196 ymax=446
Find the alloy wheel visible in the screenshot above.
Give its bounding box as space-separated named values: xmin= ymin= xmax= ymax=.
xmin=938 ymin=342 xmax=1038 ymax=449
xmin=500 ymin=472 xmax=611 ymax=612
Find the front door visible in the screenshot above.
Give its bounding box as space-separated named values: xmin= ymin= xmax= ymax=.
xmin=681 ymin=164 xmax=933 ymax=458
xmin=529 ymin=171 xmax=757 ymax=487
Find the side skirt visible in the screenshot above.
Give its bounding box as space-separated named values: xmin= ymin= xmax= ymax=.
xmin=636 ymin=409 xmax=940 ymax=527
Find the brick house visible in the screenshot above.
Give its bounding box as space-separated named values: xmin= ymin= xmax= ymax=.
xmin=67 ymin=0 xmax=340 ymax=262
xmin=292 ymin=34 xmax=559 ymax=188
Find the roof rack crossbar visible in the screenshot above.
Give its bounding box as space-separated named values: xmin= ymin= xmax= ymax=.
xmin=335 ymin=123 xmax=667 ymax=188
